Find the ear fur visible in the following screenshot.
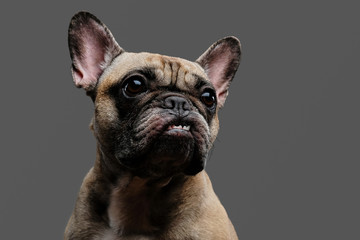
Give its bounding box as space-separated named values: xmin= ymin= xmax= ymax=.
xmin=68 ymin=11 xmax=123 ymax=92
xmin=196 ymin=36 xmax=241 ymax=108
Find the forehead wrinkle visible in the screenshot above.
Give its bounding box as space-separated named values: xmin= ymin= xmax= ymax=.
xmin=176 ymin=65 xmax=186 ymax=89
xmin=149 ymin=57 xmax=181 ymax=87
xmin=163 ymin=61 xmax=173 ymax=86
xmin=191 ymin=74 xmax=213 ymax=89
xmin=104 ymin=52 xmax=209 ymax=91
xmin=180 ymin=69 xmax=198 ymax=90
xmin=153 ymin=60 xmax=209 ymax=93
xmin=170 ymin=61 xmax=179 ymax=86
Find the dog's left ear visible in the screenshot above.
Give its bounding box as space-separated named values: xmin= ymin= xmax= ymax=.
xmin=196 ymin=36 xmax=241 ymax=108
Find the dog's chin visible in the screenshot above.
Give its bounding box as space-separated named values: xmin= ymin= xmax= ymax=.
xmin=118 ymin=127 xmax=204 ymax=178
xmin=149 ymin=128 xmax=194 ymax=163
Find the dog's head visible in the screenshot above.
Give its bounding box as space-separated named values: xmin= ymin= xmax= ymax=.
xmin=68 ymin=12 xmax=241 ymax=178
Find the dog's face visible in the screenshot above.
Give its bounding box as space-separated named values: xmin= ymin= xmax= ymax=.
xmin=93 ymin=53 xmax=218 ymax=177
xmin=68 ymin=12 xmax=241 ymax=178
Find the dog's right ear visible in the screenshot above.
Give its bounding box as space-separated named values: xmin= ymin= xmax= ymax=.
xmin=68 ymin=11 xmax=123 ymax=92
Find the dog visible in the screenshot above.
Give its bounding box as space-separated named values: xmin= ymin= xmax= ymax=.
xmin=64 ymin=11 xmax=241 ymax=240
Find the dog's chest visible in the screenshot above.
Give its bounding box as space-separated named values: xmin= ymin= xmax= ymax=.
xmin=99 ymin=184 xmax=200 ymax=240
xmin=107 ymin=183 xmax=159 ymax=235
xmin=95 ymin=229 xmax=154 ymax=240
xmin=94 ymin=228 xmax=200 ymax=240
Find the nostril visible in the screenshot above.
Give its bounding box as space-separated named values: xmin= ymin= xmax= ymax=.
xmin=165 ymin=98 xmax=176 ymax=109
xmin=182 ymin=101 xmax=190 ymax=111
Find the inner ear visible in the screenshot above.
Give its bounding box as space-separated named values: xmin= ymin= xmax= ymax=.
xmin=68 ymin=11 xmax=123 ymax=92
xmin=196 ymin=36 xmax=241 ymax=108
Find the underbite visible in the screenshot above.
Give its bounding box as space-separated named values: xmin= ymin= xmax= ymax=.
xmin=167 ymin=125 xmax=191 ymax=131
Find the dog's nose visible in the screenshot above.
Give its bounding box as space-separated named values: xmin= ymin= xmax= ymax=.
xmin=164 ymin=96 xmax=190 ymax=117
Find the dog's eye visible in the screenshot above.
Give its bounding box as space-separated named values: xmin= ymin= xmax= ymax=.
xmin=201 ymin=89 xmax=216 ymax=108
xmin=123 ymin=76 xmax=147 ymax=97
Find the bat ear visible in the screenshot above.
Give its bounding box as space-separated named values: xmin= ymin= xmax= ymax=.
xmin=68 ymin=11 xmax=123 ymax=92
xmin=196 ymin=36 xmax=241 ymax=108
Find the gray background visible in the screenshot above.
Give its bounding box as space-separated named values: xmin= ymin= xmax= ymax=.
xmin=0 ymin=0 xmax=359 ymax=239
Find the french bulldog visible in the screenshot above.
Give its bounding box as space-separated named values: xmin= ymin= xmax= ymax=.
xmin=65 ymin=11 xmax=241 ymax=240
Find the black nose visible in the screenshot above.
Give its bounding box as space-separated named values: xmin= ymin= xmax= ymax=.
xmin=164 ymin=96 xmax=190 ymax=117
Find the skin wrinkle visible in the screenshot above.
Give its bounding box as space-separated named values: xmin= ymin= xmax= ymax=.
xmin=163 ymin=62 xmax=172 ymax=87
xmin=183 ymin=70 xmax=193 ymax=90
xmin=171 ymin=62 xmax=177 ymax=86
xmin=134 ymin=107 xmax=174 ymax=137
xmin=134 ymin=107 xmax=163 ymax=128
xmin=135 ymin=114 xmax=162 ymax=136
xmin=136 ymin=116 xmax=167 ymax=140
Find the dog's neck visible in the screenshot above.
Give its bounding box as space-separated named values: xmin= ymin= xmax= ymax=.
xmin=92 ymin=144 xmax=209 ymax=236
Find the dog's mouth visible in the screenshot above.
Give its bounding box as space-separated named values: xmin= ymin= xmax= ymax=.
xmin=126 ymin=120 xmax=196 ymax=178
xmin=118 ymin=110 xmax=209 ymax=177
xmin=164 ymin=124 xmax=192 ymax=137
xmin=167 ymin=124 xmax=191 ymax=131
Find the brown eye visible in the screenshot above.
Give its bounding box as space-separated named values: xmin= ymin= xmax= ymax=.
xmin=123 ymin=76 xmax=147 ymax=97
xmin=201 ymin=89 xmax=216 ymax=108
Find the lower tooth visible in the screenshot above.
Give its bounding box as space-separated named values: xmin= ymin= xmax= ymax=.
xmin=168 ymin=125 xmax=190 ymax=130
